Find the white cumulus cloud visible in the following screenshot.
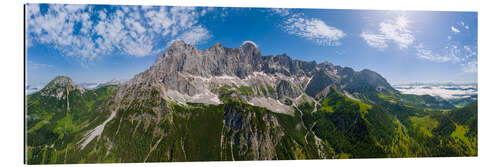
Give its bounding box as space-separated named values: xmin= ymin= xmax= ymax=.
xmin=26 ymin=4 xmax=212 ymax=62
xmin=360 ymin=32 xmax=388 ymax=49
xmin=27 ymin=61 xmax=53 ymax=69
xmin=175 ymin=26 xmax=211 ymax=45
xmin=282 ymin=14 xmax=345 ymax=46
xmin=361 ymin=15 xmax=414 ymax=49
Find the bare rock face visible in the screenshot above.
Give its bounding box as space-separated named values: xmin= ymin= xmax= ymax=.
xmin=222 ymin=103 xmax=285 ymax=160
xmin=305 ymin=70 xmax=336 ymax=98
xmin=153 ymin=41 xmax=317 ymax=79
xmin=114 ymin=40 xmax=394 ymax=114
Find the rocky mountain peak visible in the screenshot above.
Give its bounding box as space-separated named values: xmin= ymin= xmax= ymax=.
xmin=205 ymin=42 xmax=225 ymax=54
xmin=169 ymin=40 xmax=189 ymax=49
xmin=39 ymin=76 xmax=85 ymax=98
xmin=212 ymin=42 xmax=223 ymax=48
xmin=121 ymin=41 xmax=397 ymax=114
xmin=318 ymin=61 xmax=334 ymax=70
xmin=358 ymin=69 xmax=395 ymax=92
xmin=45 ymin=76 xmax=79 ymax=89
xmin=152 ymin=40 xmax=267 ymax=79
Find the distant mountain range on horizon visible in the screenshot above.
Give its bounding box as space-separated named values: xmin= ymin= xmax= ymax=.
xmin=26 ymin=79 xmax=129 ymax=95
xmin=26 ymin=75 xmax=478 ymax=108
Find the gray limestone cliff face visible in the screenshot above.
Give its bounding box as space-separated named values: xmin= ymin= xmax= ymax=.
xmin=305 ymin=70 xmax=336 ymax=98
xmin=152 ymin=41 xmax=317 ymax=79
xmin=222 ymin=104 xmax=285 ymax=160
xmin=153 ymin=41 xmax=262 ymax=78
xmin=112 ymin=40 xmax=396 ymax=114
xmin=143 ymin=40 xmax=320 ymax=99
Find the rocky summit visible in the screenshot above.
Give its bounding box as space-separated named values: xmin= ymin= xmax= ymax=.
xmin=39 ymin=76 xmax=85 ymax=99
xmin=26 ymin=41 xmax=477 ymax=164
xmin=119 ymin=40 xmax=396 ymax=115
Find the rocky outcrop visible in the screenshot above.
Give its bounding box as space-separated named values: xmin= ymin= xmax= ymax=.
xmin=39 ymin=76 xmax=85 ymax=99
xmin=222 ymin=104 xmax=285 ymax=160
xmin=305 ymin=70 xmax=336 ymax=98
xmin=114 ymin=40 xmax=395 ymax=114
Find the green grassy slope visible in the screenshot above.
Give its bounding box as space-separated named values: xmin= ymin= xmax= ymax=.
xmin=26 ymin=85 xmax=118 ymax=164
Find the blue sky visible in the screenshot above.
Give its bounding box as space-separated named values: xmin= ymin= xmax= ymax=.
xmin=25 ymin=4 xmax=477 ymax=87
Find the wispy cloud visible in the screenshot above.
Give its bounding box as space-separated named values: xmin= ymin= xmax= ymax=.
xmin=451 ymin=21 xmax=472 ymax=34
xmin=415 ymin=42 xmax=477 ymax=74
xmin=279 ymin=11 xmax=345 ymax=46
xmin=26 ymin=4 xmax=211 ymax=62
xmin=414 ymin=42 xmax=477 ymax=75
xmin=360 ymin=32 xmax=388 ymax=49
xmin=414 ymin=43 xmax=459 ymax=63
xmin=458 ymin=45 xmax=478 ymax=73
xmin=361 ymin=15 xmax=414 ymax=49
xmin=460 ymin=21 xmax=470 ymax=29
xmin=361 ymin=14 xmax=477 ymax=74
xmin=449 ymin=21 xmax=476 ymax=73
xmin=451 ymin=26 xmax=460 ymax=33
xmin=271 ymin=8 xmax=290 ymax=17
xmin=463 ymin=61 xmax=477 ymax=73
xmin=27 ymin=61 xmax=53 ymax=69
xmin=175 ymin=26 xmax=211 ymax=45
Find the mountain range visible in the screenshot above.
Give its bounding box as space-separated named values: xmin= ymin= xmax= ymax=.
xmin=26 ymin=41 xmax=477 ymax=164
